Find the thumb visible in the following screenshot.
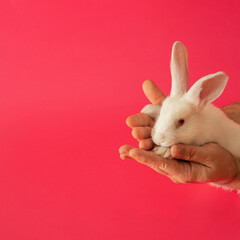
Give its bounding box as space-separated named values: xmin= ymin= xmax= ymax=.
xmin=142 ymin=80 xmax=165 ymax=105
xmin=128 ymin=148 xmax=184 ymax=177
xmin=171 ymin=144 xmax=208 ymax=164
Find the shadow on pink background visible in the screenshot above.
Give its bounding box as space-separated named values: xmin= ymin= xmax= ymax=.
xmin=0 ymin=0 xmax=240 ymax=239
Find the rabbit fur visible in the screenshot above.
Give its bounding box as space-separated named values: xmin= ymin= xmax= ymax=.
xmin=141 ymin=41 xmax=240 ymax=161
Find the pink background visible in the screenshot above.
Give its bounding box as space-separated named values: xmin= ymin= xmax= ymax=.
xmin=1 ymin=0 xmax=240 ymax=239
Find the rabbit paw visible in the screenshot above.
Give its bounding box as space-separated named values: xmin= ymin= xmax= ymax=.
xmin=152 ymin=146 xmax=172 ymax=159
xmin=141 ymin=104 xmax=161 ymax=119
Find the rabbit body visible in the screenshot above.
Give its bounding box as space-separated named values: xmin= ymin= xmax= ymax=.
xmin=143 ymin=98 xmax=240 ymax=158
xmin=196 ymin=103 xmax=240 ymax=157
xmin=141 ymin=41 xmax=240 ymax=159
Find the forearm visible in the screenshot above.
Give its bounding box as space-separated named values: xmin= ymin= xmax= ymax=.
xmin=221 ymin=101 xmax=240 ymax=124
xmin=220 ymin=157 xmax=240 ymax=192
xmin=220 ymin=101 xmax=240 ymax=191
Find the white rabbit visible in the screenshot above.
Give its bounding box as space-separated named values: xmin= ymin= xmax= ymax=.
xmin=141 ymin=41 xmax=240 ymax=160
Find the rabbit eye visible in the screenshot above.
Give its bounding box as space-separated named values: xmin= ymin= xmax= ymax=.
xmin=176 ymin=119 xmax=185 ymax=128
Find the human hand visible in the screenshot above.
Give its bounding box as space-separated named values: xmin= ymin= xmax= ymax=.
xmin=119 ymin=80 xmax=240 ymax=191
xmin=122 ymin=80 xmax=165 ymax=151
xmin=120 ymin=142 xmax=240 ymax=190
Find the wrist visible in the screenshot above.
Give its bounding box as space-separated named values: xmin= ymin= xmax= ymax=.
xmin=221 ymin=101 xmax=240 ymax=124
xmin=221 ymin=157 xmax=240 ymax=192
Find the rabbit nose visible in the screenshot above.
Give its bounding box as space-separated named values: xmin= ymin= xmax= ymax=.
xmin=159 ymin=133 xmax=166 ymax=140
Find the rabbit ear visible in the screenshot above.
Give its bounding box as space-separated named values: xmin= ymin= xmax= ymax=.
xmin=186 ymin=72 xmax=228 ymax=107
xmin=170 ymin=41 xmax=189 ymax=96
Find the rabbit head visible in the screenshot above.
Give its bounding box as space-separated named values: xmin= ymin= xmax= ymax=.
xmin=152 ymin=41 xmax=229 ymax=147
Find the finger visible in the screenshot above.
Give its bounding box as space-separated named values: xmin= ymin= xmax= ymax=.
xmin=139 ymin=138 xmax=154 ymax=150
xmin=127 ymin=147 xmax=203 ymax=183
xmin=128 ymin=148 xmax=170 ymax=177
xmin=128 ymin=148 xmax=183 ymax=175
xmin=126 ymin=113 xmax=154 ymax=128
xmin=120 ymin=153 xmax=134 ymax=160
xmin=119 ymin=144 xmax=135 ymax=155
xmin=142 ymin=80 xmax=166 ymax=105
xmin=119 ymin=145 xmax=135 ymax=160
xmin=132 ymin=127 xmax=152 ymax=140
xmin=171 ymin=144 xmax=209 ymax=164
